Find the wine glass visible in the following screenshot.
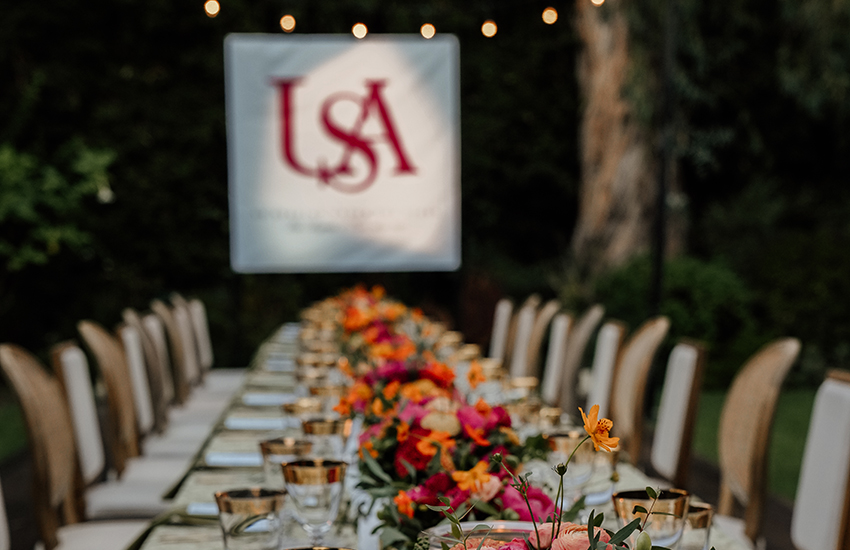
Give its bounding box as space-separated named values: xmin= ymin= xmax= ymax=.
xmin=547 ymin=430 xmax=596 ymax=503
xmin=301 ymin=416 xmax=350 ymax=459
xmin=612 ymin=489 xmax=690 ymax=548
xmin=214 ymin=488 xmax=286 ymax=550
xmin=281 ymin=459 xmax=347 ymax=546
xmin=259 ymin=437 xmax=313 ymax=489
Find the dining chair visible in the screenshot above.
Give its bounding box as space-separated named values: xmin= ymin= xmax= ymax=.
xmin=585 ymin=320 xmax=626 ymax=419
xmin=51 ymin=340 xmax=189 ymax=519
xmin=557 ymin=304 xmax=605 ymax=414
xmin=791 ymin=369 xmax=850 ymax=550
xmin=507 ymin=296 xmax=540 ymax=379
xmin=503 ymin=294 xmax=540 ymax=373
xmin=139 ymin=311 xmax=226 ymax=430
xmin=525 ymin=299 xmax=562 ymax=379
xmin=488 ymin=298 xmax=513 ymax=363
xmin=0 ymin=344 xmax=149 ymax=550
xmin=139 ymin=311 xmax=177 ymax=407
xmin=716 ymin=337 xmax=800 ymax=543
xmin=76 ymin=321 xmax=140 ymax=474
xmin=115 ymin=325 xmax=209 ymax=456
xmin=150 ymin=299 xmax=191 ymax=404
xmin=609 ymin=316 xmax=671 ymax=462
xmin=180 ymin=295 xmax=244 ymax=394
xmin=121 ymin=308 xmax=169 ymax=433
xmin=649 ymin=340 xmax=706 ymax=488
xmin=540 ymin=313 xmax=572 ymax=406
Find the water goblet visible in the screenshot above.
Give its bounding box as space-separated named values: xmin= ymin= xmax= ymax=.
xmin=680 ymin=502 xmax=713 ymax=550
xmin=301 ymin=416 xmax=350 ymax=459
xmin=281 ymin=459 xmax=347 ymax=546
xmin=547 ymin=430 xmax=596 ymax=502
xmin=259 ymin=437 xmax=313 ymax=489
xmin=612 ymin=488 xmax=690 ymax=548
xmin=214 ymin=488 xmax=286 ymax=550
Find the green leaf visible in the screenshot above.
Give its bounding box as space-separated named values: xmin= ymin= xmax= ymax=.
xmin=361 ymin=448 xmax=393 ymax=483
xmin=609 ymin=518 xmax=643 ymax=545
xmin=645 ymin=487 xmax=658 ymax=500
xmin=379 ymin=527 xmax=411 ymax=546
xmin=632 ymin=505 xmax=648 ymax=514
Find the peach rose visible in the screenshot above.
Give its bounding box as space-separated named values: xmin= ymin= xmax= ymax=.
xmin=471 ymin=475 xmax=503 ymax=502
xmin=551 ymin=524 xmax=611 ymax=550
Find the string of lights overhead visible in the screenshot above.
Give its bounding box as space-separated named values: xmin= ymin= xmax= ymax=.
xmin=202 ymin=2 xmax=605 ymax=37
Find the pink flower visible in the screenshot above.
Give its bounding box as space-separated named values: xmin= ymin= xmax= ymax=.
xmin=457 ymin=405 xmax=487 ymax=431
xmin=407 ymin=473 xmax=454 ymax=506
xmin=500 ymin=485 xmax=556 ymax=522
xmin=364 ymin=360 xmax=409 ymax=385
xmin=551 ymin=524 xmax=611 ymax=550
xmin=358 ymin=423 xmax=383 ymax=445
xmin=502 ymin=538 xmax=530 ymax=550
xmin=527 ymin=523 xmax=556 ymax=549
xmin=399 ymin=401 xmax=428 ymax=424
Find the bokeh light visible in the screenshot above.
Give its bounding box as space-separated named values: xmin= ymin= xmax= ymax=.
xmin=420 ymin=23 xmax=436 ymax=39
xmin=591 ymin=0 xmax=606 ymax=5
xmin=481 ymin=20 xmax=497 ymax=38
xmin=542 ymin=7 xmax=558 ymax=24
xmin=352 ymin=23 xmax=368 ymax=39
xmin=280 ymin=15 xmax=296 ymax=32
xmin=204 ymin=0 xmax=219 ymax=17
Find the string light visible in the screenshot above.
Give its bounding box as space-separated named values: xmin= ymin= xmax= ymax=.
xmin=542 ymin=7 xmax=558 ymax=24
xmin=481 ymin=20 xmax=497 ymax=38
xmin=204 ymin=0 xmax=219 ymax=18
xmin=420 ymin=23 xmax=436 ymax=39
xmin=352 ymin=22 xmax=368 ymax=39
xmin=280 ymin=14 xmax=296 ymax=32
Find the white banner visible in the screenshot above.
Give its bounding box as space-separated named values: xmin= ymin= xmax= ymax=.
xmin=225 ymin=34 xmax=461 ymax=273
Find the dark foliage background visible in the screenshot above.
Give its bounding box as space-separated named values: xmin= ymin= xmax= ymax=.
xmin=2 ymin=0 xmax=850 ymax=386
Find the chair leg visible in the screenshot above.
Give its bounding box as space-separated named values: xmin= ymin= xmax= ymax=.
xmin=718 ymin=482 xmax=734 ymax=516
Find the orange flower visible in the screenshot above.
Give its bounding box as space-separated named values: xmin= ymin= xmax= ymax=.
xmin=371 ymin=285 xmax=386 ymax=300
xmin=338 ymin=357 xmax=353 ymax=378
xmin=464 ymin=424 xmax=491 ymax=447
xmin=349 ymin=381 xmax=373 ymax=403
xmin=343 ymin=306 xmax=373 ymax=332
xmin=371 ymin=398 xmax=385 ymax=416
xmin=451 ymin=460 xmax=491 ymax=492
xmin=467 ymin=360 xmax=485 ymax=389
xmin=424 ymin=361 xmax=456 ymax=388
xmin=389 ymin=340 xmax=416 ymax=361
xmin=411 ymin=308 xmax=424 ymax=321
xmin=401 ymin=379 xmax=439 ymax=403
xmin=415 ymin=430 xmax=456 ymax=457
xmin=383 ymin=380 xmax=401 ymax=401
xmin=394 ymin=490 xmax=414 ymax=518
xmin=359 ymin=440 xmax=378 ymax=459
xmin=333 ymin=400 xmax=351 ymax=416
xmin=474 ymin=397 xmax=492 ymax=417
xmin=580 ymin=404 xmax=620 ymax=452
xmin=363 ymin=325 xmax=383 ymax=344
xmin=397 ymin=421 xmax=410 ymax=443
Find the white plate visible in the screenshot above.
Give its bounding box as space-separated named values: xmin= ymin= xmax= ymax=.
xmin=242 ymin=392 xmax=298 ymax=406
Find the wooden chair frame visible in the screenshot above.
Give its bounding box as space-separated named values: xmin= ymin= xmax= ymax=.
xmin=150 ymin=299 xmax=190 ymax=404
xmin=0 ymin=344 xmax=85 ymax=550
xmin=525 ymin=299 xmax=562 ymax=379
xmin=717 ymin=337 xmax=800 ymax=543
xmin=557 ymin=304 xmax=605 ymax=413
xmin=77 ymin=320 xmax=141 ymax=476
xmin=122 ymin=308 xmax=169 ymax=433
xmin=609 ymin=316 xmax=671 ymax=462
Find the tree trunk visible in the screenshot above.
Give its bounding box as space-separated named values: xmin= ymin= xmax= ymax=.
xmin=572 ymin=0 xmax=657 ymax=276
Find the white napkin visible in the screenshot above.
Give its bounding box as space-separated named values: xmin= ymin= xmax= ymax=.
xmin=204 ymin=451 xmax=264 ymax=467
xmin=241 ymin=392 xmax=298 ymax=406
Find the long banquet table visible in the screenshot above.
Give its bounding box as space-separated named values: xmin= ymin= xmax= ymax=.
xmin=131 ymin=322 xmax=750 ymax=550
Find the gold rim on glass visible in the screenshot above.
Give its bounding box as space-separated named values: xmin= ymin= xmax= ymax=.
xmin=281 ymin=459 xmax=347 ymax=484
xmin=259 ymin=437 xmax=313 ymax=457
xmin=214 ymin=488 xmax=286 ymax=514
xmin=302 ymin=416 xmax=350 ymax=436
xmin=282 ymin=398 xmax=323 ymax=415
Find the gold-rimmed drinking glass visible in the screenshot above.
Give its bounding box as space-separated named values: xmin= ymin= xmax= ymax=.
xmin=612 ymin=488 xmax=690 ymax=548
xmin=680 ymin=502 xmax=714 ymax=550
xmin=259 ymin=437 xmax=313 ymax=489
xmin=282 ymin=397 xmax=324 ymax=417
xmin=281 ymin=459 xmax=347 ymax=546
xmin=214 ymin=488 xmax=286 ymax=550
xmin=546 ymin=430 xmax=596 ymax=498
xmin=301 ymin=416 xmax=351 ymax=458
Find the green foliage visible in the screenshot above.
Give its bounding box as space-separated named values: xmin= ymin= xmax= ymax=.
xmin=593 ymin=255 xmax=761 ymax=387
xmin=0 ymin=142 xmax=113 ymax=270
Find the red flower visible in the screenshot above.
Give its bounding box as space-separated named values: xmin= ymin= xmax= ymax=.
xmin=394 ymin=427 xmax=433 ymax=478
